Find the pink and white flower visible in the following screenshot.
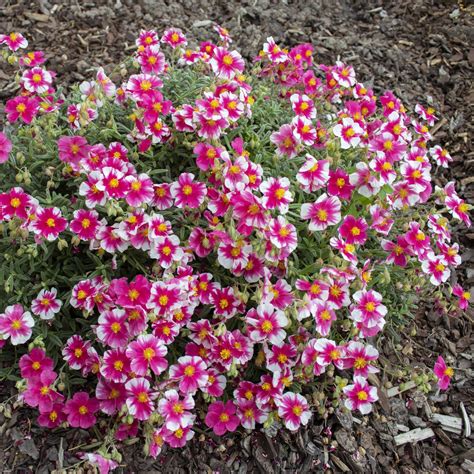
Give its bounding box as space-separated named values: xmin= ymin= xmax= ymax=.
xmin=433 ymin=355 xmax=454 ymax=390
xmin=169 ymin=356 xmax=209 ymax=395
xmin=343 ymin=376 xmax=379 ymax=414
xmin=297 ymin=155 xmax=329 ymax=193
xmin=126 ymin=334 xmax=168 ymax=376
xmin=171 ymin=173 xmax=207 ymax=209
xmin=210 ymin=47 xmax=245 ymax=80
xmin=31 ymin=288 xmax=62 ymax=320
xmin=275 ymin=392 xmax=311 ymax=431
xmin=300 ymin=193 xmax=341 ymax=231
xmin=0 ymin=304 xmax=34 ymax=345
xmin=158 ymin=389 xmax=195 ymax=430
xmin=246 ymin=302 xmax=288 ymax=345
xmin=125 ymin=377 xmax=154 ymax=421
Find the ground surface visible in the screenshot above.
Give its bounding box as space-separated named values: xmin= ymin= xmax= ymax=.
xmin=0 ymin=0 xmax=473 ymax=472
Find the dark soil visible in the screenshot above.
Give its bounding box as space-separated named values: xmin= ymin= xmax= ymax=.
xmin=0 ymin=0 xmax=473 ymax=472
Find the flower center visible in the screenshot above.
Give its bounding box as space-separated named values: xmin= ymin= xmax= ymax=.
xmin=357 ymin=390 xmax=368 ymax=401
xmin=184 ymin=365 xmax=195 ymax=377
xmin=219 ymin=412 xmax=230 ymax=422
xmin=46 ymin=218 xmax=56 ymax=228
xmin=292 ymin=405 xmax=303 ymax=416
xmin=182 ymin=185 xmax=193 ymax=196
xmin=261 ymin=320 xmax=273 ymax=333
xmin=10 ymin=197 xmax=21 ymax=208
xmin=365 ymin=301 xmax=376 ymax=312
xmin=78 ymin=405 xmax=88 ymax=415
xmin=320 ymin=310 xmax=332 ymax=321
xmin=173 ymin=402 xmax=184 ymax=414
xmin=161 ymin=245 xmax=172 ymax=256
xmin=317 ymin=209 xmax=328 ymax=221
xmin=113 ymin=360 xmax=124 ymax=371
xmin=32 ymin=361 xmax=41 ymax=370
xmin=11 ymin=319 xmax=22 ymax=330
xmin=16 ymin=103 xmax=26 ymax=113
xmin=111 ymin=322 xmax=121 ymax=333
xmin=137 ymin=392 xmax=149 ymax=403
xmin=354 ymin=357 xmax=367 ymax=369
xmin=143 ymin=347 xmax=155 ymax=360
xmin=222 ymin=54 xmax=233 ymax=65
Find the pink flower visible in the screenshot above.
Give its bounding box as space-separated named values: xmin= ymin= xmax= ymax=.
xmin=150 ymin=235 xmax=184 ymax=269
xmin=125 ymin=173 xmax=155 ymax=207
xmin=21 ymin=67 xmax=53 ymax=94
xmin=271 ymin=123 xmax=299 ymax=159
xmin=210 ymin=47 xmax=245 ymax=79
xmin=70 ymin=209 xmax=102 ymax=241
xmin=158 ymin=389 xmax=195 ymax=430
xmin=169 ymin=356 xmax=209 ymax=395
xmin=429 ymin=145 xmax=452 ymax=168
xmin=275 ymin=392 xmax=311 ymax=431
xmin=19 ymin=347 xmax=54 ymax=380
xmin=313 ymin=303 xmax=337 ymax=337
xmin=31 ymin=207 xmax=67 ymax=241
xmin=205 ymin=400 xmax=240 ymax=435
xmin=433 ymin=355 xmax=454 ymax=390
xmin=62 ymin=335 xmax=92 ymax=371
xmin=138 ymin=44 xmax=166 ymax=74
xmin=332 ymin=61 xmax=356 ymax=87
xmin=95 ymin=378 xmax=127 ymax=415
xmin=111 ymin=275 xmax=151 ymax=308
xmin=125 ymin=377 xmax=155 ymax=421
xmin=64 ymin=392 xmax=100 ymax=428
xmin=0 ymin=32 xmax=28 ymax=51
xmin=126 ymin=74 xmax=162 ymax=100
xmin=31 ymin=288 xmax=62 ymax=320
xmin=162 ymin=425 xmax=194 ymax=448
xmin=343 ymin=376 xmax=378 ymax=414
xmin=5 ymin=95 xmax=40 ymax=124
xmin=300 ymin=193 xmax=341 ymax=231
xmin=333 ymin=117 xmax=363 ymax=149
xmin=80 ymin=453 xmax=118 ymax=474
xmin=126 ymin=334 xmax=168 ymax=376
xmin=100 ymin=348 xmax=131 ymax=383
xmin=346 ymin=341 xmax=379 ymax=378
xmin=290 ymin=94 xmax=316 ymax=119
xmin=23 ymin=369 xmax=62 ymax=412
xmin=171 ymin=173 xmax=207 ymax=209
xmin=314 ymin=338 xmax=347 ymax=369
xmin=246 ymin=302 xmax=288 ymax=345
xmin=57 ymin=135 xmax=90 ymax=169
xmin=260 ymin=177 xmax=292 ymax=213
xmin=0 ymin=131 xmax=12 ymax=164
xmin=161 ymin=28 xmax=187 ymax=49
xmin=452 ymin=284 xmax=471 ymax=311
xmin=339 ymin=215 xmax=368 ymax=245
xmin=96 ymin=309 xmax=129 ymax=348
xmin=297 ymin=155 xmax=329 ymax=193
xmin=236 ymin=399 xmax=267 ymax=429
xmin=350 ymin=290 xmax=387 ymax=336
xmin=349 ymin=162 xmax=381 ymax=198
xmin=0 ymin=304 xmax=34 ymax=345
xmin=37 ymin=403 xmax=66 ymax=428
xmin=421 ymin=252 xmax=450 ymax=286
xmin=327 ymin=168 xmax=354 ymax=200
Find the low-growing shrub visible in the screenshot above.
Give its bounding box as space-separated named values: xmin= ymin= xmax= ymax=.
xmin=0 ymin=27 xmax=470 ymax=470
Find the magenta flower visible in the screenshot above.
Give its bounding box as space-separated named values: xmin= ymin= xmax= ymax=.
xmin=70 ymin=209 xmax=102 ymax=241
xmin=126 ymin=334 xmax=168 ymax=376
xmin=21 ymin=66 xmax=53 ymax=94
xmin=0 ymin=131 xmax=12 ymax=164
xmin=125 ymin=377 xmax=154 ymax=421
xmin=5 ymin=95 xmax=40 ymax=124
xmin=31 ymin=207 xmax=67 ymax=241
xmin=162 ymin=425 xmax=194 ymax=448
xmin=100 ymin=348 xmax=131 ymax=383
xmin=161 ymin=27 xmax=187 ymax=49
xmin=275 ymin=392 xmax=311 ymax=431
xmin=434 ymin=356 xmax=454 ymax=391
xmin=421 ymin=252 xmax=450 ymax=286
xmin=96 ymin=309 xmax=129 ymax=348
xmin=339 ymin=215 xmax=368 ymax=245
xmin=23 ymin=369 xmax=62 ymax=412
xmin=452 ymin=284 xmax=471 ymax=311
xmin=260 ymin=177 xmax=292 ymax=213
xmin=0 ymin=304 xmax=34 ymax=345
xmin=19 ymin=347 xmax=54 ymax=380
xmin=31 ymin=288 xmax=62 ymax=320
xmin=57 ymin=135 xmax=90 ymax=168
xmin=209 ymin=47 xmax=244 ymax=80
xmin=270 ymin=123 xmax=299 ymax=159
xmin=169 ymin=356 xmax=208 ymax=395
xmin=62 ymin=335 xmax=92 ymax=371
xmin=343 ymin=376 xmax=378 ymax=414
xmin=300 ymin=193 xmax=341 ymax=231
xmin=158 ymin=389 xmax=195 ymax=430
xmin=95 ymin=378 xmax=127 ymax=415
xmin=0 ymin=32 xmax=28 ymax=51
xmin=80 ymin=453 xmax=118 ymax=474
xmin=350 ymin=290 xmax=387 ymax=335
xmin=246 ymin=302 xmax=288 ymax=345
xmin=170 ymin=172 xmax=207 ymax=209
xmin=64 ymin=392 xmax=100 ymax=428
xmin=37 ymin=403 xmax=66 ymax=428
xmin=297 ymin=155 xmax=329 ymax=193
xmin=205 ymin=401 xmax=240 ymax=435
xmin=346 ymin=341 xmax=379 ymax=378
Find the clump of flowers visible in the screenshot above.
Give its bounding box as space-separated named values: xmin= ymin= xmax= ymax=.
xmin=0 ymin=26 xmax=470 ymax=468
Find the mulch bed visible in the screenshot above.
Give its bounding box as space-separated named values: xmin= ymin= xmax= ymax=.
xmin=0 ymin=0 xmax=473 ymax=472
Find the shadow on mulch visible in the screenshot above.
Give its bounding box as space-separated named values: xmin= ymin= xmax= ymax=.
xmin=0 ymin=0 xmax=473 ymax=472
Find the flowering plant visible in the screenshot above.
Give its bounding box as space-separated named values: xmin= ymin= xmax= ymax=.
xmin=0 ymin=26 xmax=470 ymax=468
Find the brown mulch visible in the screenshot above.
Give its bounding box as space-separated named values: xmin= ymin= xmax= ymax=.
xmin=0 ymin=0 xmax=473 ymax=472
